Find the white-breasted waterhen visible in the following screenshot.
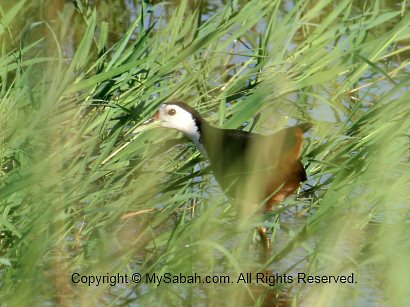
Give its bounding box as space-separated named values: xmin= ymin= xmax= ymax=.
xmin=144 ymin=101 xmax=310 ymax=248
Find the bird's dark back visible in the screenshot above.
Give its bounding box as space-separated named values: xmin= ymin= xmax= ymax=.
xmin=200 ymin=123 xmax=308 ymax=206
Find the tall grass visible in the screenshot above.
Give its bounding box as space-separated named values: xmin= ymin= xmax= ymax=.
xmin=1 ymin=0 xmax=409 ymax=306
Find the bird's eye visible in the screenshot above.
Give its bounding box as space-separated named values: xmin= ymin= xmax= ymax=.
xmin=167 ymin=109 xmax=176 ymax=116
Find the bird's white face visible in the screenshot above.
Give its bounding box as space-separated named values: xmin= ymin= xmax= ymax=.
xmin=155 ymin=104 xmax=199 ymax=140
xmin=133 ymin=102 xmax=208 ymax=157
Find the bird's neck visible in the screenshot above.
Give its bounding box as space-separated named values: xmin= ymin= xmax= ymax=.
xmin=183 ymin=116 xmax=215 ymax=160
xmin=186 ymin=118 xmax=210 ymax=159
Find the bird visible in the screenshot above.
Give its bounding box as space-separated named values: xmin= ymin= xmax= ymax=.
xmin=147 ymin=101 xmax=310 ymax=248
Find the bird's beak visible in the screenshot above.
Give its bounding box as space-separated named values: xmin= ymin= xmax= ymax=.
xmin=132 ymin=111 xmax=161 ymax=134
xmin=144 ymin=110 xmax=160 ymax=124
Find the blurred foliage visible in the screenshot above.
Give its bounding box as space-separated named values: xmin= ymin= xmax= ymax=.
xmin=0 ymin=0 xmax=409 ymax=306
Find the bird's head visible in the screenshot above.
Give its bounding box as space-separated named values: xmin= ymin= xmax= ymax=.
xmin=134 ymin=101 xmax=203 ymax=142
xmin=155 ymin=103 xmax=198 ymax=133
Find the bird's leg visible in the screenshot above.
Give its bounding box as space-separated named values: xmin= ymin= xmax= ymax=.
xmin=257 ymin=226 xmax=271 ymax=251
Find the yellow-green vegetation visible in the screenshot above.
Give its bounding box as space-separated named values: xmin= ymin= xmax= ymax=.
xmin=1 ymin=0 xmax=409 ymax=306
